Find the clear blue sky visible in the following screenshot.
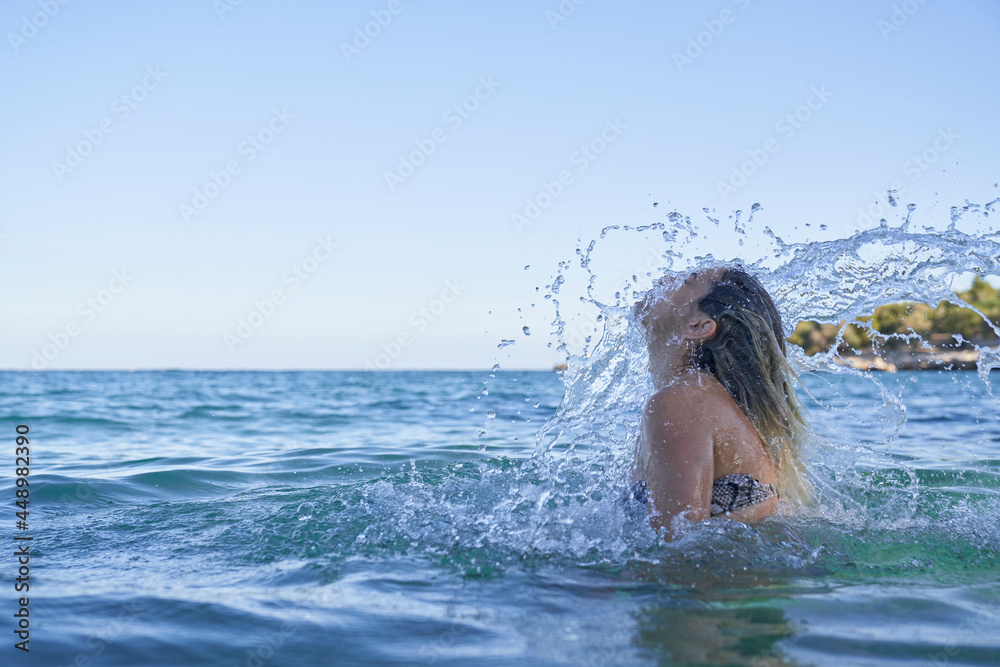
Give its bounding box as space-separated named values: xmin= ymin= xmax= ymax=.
xmin=1 ymin=0 xmax=998 ymax=370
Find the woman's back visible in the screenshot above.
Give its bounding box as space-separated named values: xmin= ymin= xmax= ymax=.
xmin=629 ymin=266 xmax=810 ymax=538
xmin=630 ymin=370 xmax=779 ymax=528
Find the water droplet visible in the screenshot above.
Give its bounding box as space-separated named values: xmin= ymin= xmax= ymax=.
xmin=486 ymin=411 xmax=496 ymax=420
xmin=492 ymin=363 xmax=500 ymax=372
xmin=820 ymin=224 xmax=828 ymax=230
xmin=497 ymin=339 xmax=515 ymax=348
xmin=297 ymin=502 xmax=315 ymax=521
xmin=524 ymin=265 xmax=530 ymax=270
xmin=522 ymin=326 xmax=531 ymax=335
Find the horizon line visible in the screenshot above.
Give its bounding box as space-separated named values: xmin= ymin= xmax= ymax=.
xmin=0 ymin=367 xmax=564 ymax=373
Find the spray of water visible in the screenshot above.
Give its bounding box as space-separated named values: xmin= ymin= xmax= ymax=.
xmin=327 ymin=199 xmax=1000 ymax=584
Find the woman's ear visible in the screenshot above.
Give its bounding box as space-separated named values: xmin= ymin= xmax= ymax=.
xmin=686 ymin=317 xmax=717 ymax=341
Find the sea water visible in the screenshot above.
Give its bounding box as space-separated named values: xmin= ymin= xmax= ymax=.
xmin=4 ymin=370 xmax=999 ymax=666
xmin=5 ymin=205 xmax=1000 ymax=666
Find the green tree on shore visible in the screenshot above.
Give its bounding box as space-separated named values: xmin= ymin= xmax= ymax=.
xmin=790 ymin=277 xmax=1000 ymax=356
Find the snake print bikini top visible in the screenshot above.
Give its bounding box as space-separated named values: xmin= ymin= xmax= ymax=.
xmin=629 ymin=473 xmax=778 ymax=517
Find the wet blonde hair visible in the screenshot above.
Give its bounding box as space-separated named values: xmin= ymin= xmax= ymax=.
xmin=696 ymin=268 xmax=813 ymax=505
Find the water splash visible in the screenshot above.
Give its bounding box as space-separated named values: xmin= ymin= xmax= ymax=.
xmin=310 ymin=202 xmax=1000 ymax=583
xmin=508 ymin=200 xmax=1000 ymax=569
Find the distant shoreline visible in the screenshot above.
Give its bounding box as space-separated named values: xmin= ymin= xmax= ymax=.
xmin=834 ymin=346 xmax=991 ymax=372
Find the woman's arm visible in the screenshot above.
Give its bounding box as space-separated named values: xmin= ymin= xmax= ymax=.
xmin=641 ymin=388 xmax=714 ymax=539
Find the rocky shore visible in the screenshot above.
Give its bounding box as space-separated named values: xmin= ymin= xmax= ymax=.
xmin=835 ymin=345 xmax=990 ymax=371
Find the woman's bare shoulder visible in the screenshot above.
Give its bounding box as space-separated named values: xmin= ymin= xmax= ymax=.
xmin=641 ymin=379 xmax=716 ymax=465
xmin=645 ymin=371 xmax=729 ymax=414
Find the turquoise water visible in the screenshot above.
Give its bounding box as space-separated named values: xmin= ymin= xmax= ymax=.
xmin=4 ymin=369 xmax=999 ymax=666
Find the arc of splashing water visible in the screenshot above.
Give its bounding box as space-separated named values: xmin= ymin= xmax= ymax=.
xmin=535 ymin=207 xmax=1000 ymax=461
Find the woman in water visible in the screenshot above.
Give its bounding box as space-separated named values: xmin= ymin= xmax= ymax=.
xmin=629 ymin=266 xmax=812 ymax=539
